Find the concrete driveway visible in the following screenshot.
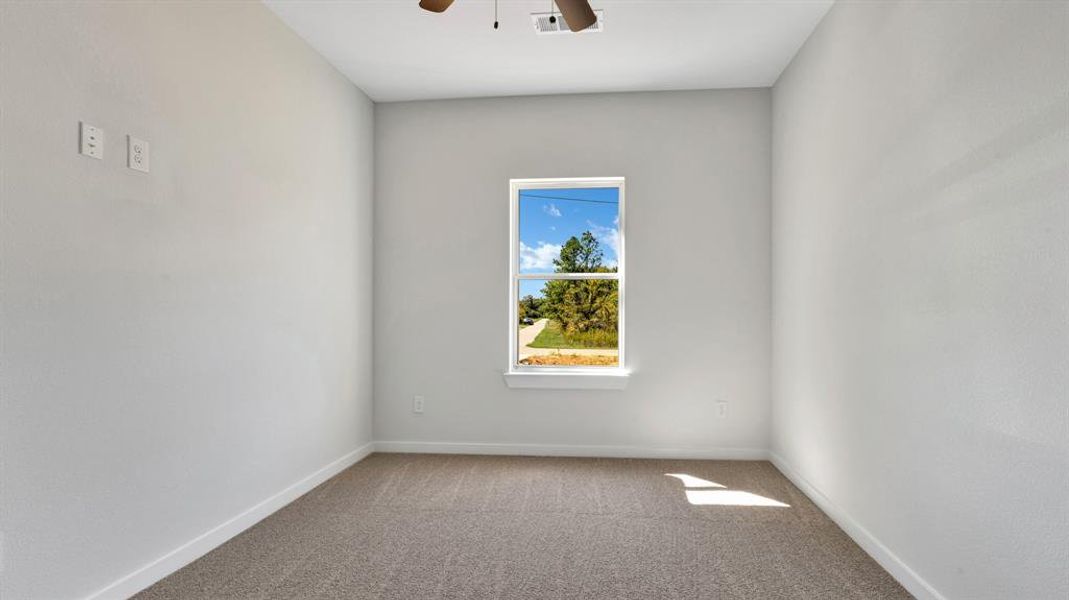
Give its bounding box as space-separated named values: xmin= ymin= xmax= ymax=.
xmin=518 ymin=318 xmax=549 ymax=347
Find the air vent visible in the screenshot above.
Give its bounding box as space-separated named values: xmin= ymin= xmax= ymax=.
xmin=531 ymin=9 xmax=604 ymax=35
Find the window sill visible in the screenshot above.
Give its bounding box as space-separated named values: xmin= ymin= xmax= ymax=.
xmin=503 ymin=369 xmax=630 ymax=390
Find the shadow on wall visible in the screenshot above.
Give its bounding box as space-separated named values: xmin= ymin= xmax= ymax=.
xmin=665 ymin=473 xmax=790 ymax=507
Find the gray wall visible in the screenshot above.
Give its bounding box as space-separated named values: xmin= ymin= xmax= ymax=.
xmin=374 ymin=90 xmax=771 ymax=455
xmin=771 ymin=2 xmax=1068 ymax=599
xmin=0 ymin=2 xmax=374 ymax=598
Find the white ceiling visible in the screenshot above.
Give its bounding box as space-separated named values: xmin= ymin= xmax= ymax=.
xmin=264 ymin=0 xmax=833 ymax=103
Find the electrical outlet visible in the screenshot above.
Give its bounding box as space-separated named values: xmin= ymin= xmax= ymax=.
xmin=413 ymin=395 xmax=425 ymax=414
xmin=127 ymin=135 xmax=150 ymax=173
xmin=80 ymin=122 xmax=103 ymax=159
xmin=716 ymin=401 xmax=728 ymax=419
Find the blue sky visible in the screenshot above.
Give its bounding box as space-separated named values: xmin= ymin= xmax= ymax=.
xmin=518 ymin=187 xmax=619 ymax=299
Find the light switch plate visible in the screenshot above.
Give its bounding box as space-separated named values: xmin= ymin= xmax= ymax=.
xmin=80 ymin=122 xmax=103 ymax=159
xmin=127 ymin=136 xmax=149 ymax=173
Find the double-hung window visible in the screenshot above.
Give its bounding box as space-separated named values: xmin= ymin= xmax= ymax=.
xmin=506 ymin=178 xmax=627 ymax=389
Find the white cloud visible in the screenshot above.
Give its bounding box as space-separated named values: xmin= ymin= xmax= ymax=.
xmin=520 ymin=241 xmax=561 ymax=271
xmin=587 ymin=217 xmax=620 ymax=266
xmin=542 ymin=203 xmax=562 ymax=217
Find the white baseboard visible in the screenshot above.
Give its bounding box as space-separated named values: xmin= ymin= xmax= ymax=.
xmin=374 ymin=440 xmax=769 ymax=460
xmin=84 ymin=442 xmax=375 ymax=600
xmin=769 ymin=452 xmax=946 ymax=600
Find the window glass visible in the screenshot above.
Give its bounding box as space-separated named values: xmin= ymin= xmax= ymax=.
xmin=518 ymin=188 xmax=620 ymax=274
xmin=517 ymin=279 xmax=619 ymax=367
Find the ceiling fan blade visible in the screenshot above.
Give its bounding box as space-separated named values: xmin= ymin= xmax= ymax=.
xmin=418 ymin=0 xmax=455 ymax=13
xmin=554 ymin=0 xmax=597 ymax=32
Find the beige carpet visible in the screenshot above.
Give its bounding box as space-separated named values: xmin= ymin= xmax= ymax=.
xmin=136 ymin=453 xmax=912 ymax=599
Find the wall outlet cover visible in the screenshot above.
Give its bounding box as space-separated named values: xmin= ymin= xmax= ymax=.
xmin=127 ymin=136 xmax=150 ymax=173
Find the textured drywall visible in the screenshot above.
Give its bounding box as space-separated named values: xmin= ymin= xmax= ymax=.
xmin=374 ymin=90 xmax=771 ymax=455
xmin=0 ymin=2 xmax=374 ymax=597
xmin=771 ymin=2 xmax=1069 ymax=598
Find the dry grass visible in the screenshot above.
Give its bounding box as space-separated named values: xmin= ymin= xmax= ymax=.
xmin=519 ymin=354 xmax=618 ymax=366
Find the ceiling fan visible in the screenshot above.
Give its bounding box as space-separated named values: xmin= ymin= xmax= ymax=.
xmin=418 ymin=0 xmax=598 ymax=32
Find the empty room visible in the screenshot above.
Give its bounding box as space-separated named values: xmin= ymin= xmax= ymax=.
xmin=1 ymin=0 xmax=1066 ymax=599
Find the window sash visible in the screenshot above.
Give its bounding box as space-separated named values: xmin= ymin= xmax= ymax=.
xmin=515 ymin=272 xmax=618 ymax=280
xmin=509 ymin=177 xmax=625 ymax=373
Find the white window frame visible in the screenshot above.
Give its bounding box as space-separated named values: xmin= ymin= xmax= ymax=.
xmin=504 ymin=177 xmax=629 ymax=390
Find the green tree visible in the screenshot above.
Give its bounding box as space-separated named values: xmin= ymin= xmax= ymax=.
xmin=540 ymin=231 xmax=618 ymax=337
xmin=556 ymin=279 xmax=617 ymax=334
xmin=554 ymin=231 xmax=602 ymax=273
xmin=518 ymin=295 xmax=543 ymax=323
